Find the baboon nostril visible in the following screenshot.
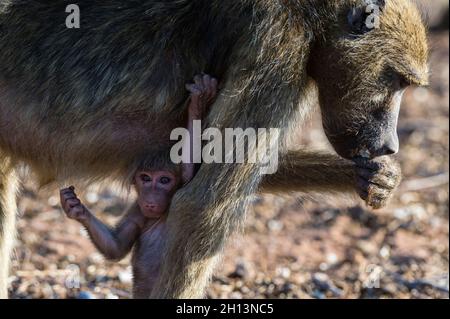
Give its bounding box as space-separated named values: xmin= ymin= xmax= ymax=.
xmin=381 ymin=134 xmax=399 ymax=156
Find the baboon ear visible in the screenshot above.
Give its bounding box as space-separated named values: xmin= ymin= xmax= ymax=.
xmin=348 ymin=0 xmax=386 ymax=34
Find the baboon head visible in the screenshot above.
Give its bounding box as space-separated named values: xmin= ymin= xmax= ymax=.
xmin=309 ymin=0 xmax=429 ymax=160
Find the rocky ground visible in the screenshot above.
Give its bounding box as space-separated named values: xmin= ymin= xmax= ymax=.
xmin=8 ymin=7 xmax=449 ymax=300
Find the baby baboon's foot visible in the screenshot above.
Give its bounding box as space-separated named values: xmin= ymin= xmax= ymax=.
xmin=186 ymin=74 xmax=218 ymax=118
xmin=354 ymin=156 xmax=402 ymax=209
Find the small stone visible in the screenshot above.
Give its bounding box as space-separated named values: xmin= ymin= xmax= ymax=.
xmin=394 ymin=205 xmax=427 ymax=220
xmin=118 ymin=268 xmax=133 ymax=284
xmin=276 ymin=267 xmax=291 ymax=279
xmin=319 ymin=263 xmax=329 ymax=271
xmin=358 ymin=241 xmax=377 ymax=255
xmin=47 ymin=196 xmax=60 ymax=207
xmin=312 ymin=273 xmax=343 ymax=297
xmin=327 ymin=253 xmax=338 ymax=265
xmin=268 ymin=220 xmax=283 ymax=232
xmin=280 ymin=283 xmax=294 ymax=294
xmin=380 ymin=246 xmax=391 ymax=259
xmin=229 ymin=292 xmax=243 ymax=299
xmin=86 ymin=192 xmax=99 ymax=204
xmin=89 ymin=253 xmax=104 ymax=264
xmin=228 ymin=262 xmax=248 ymax=279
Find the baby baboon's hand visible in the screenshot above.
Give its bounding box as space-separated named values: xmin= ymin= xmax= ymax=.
xmin=60 ymin=186 xmax=90 ymax=222
xmin=354 ymin=156 xmax=402 ymax=209
xmin=186 ymin=74 xmax=218 ymax=119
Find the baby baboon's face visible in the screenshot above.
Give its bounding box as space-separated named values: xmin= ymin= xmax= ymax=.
xmin=134 ymin=170 xmax=180 ymax=218
xmin=309 ymin=0 xmax=429 ymax=160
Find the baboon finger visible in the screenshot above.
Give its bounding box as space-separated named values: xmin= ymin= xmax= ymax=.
xmin=202 ymin=74 xmax=211 ymax=88
xmin=203 ymin=75 xmax=215 ymax=101
xmin=354 ymin=159 xmax=383 ymax=171
xmin=60 ymin=187 xmax=71 ymax=194
xmin=67 ymin=199 xmax=81 ymax=207
xmin=60 ymin=188 xmax=75 ymax=197
xmin=356 ymin=167 xmax=376 ymax=180
xmin=367 ymin=191 xmax=389 ymax=210
xmin=71 ymin=206 xmax=85 ymax=216
xmin=186 ymin=84 xmax=201 ymax=95
xmin=357 ymin=188 xmax=369 ymax=201
xmin=356 ymin=168 xmax=397 ymax=190
xmin=194 ymin=75 xmax=205 ymax=91
xmin=61 ymin=194 xmax=77 ymax=203
xmin=356 ymin=177 xmax=370 ymax=200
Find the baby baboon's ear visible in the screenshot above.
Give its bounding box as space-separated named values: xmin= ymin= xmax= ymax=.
xmin=347 ymin=0 xmax=386 ymax=34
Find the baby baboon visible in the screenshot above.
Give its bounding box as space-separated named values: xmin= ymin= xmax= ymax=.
xmin=59 ymin=75 xmax=217 ymax=298
xmin=0 ymin=0 xmax=429 ymax=298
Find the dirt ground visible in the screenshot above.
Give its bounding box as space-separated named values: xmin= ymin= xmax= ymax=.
xmin=8 ymin=7 xmax=449 ymax=299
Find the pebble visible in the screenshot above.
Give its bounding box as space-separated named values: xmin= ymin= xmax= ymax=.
xmin=268 ymin=220 xmax=283 ymax=232
xmin=86 ymin=192 xmax=99 ymax=204
xmin=229 ymin=262 xmax=248 ymax=280
xmin=394 ymin=205 xmax=427 ymax=220
xmin=118 ymin=269 xmax=133 ymax=285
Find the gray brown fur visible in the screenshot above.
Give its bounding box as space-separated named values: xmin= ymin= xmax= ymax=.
xmin=0 ymin=0 xmax=428 ymax=298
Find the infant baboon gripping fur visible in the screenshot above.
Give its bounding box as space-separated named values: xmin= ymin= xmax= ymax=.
xmin=59 ymin=74 xmax=217 ymax=298
xmin=0 ymin=0 xmax=428 ymax=298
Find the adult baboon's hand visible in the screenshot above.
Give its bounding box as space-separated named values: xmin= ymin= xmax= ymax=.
xmin=354 ymin=156 xmax=402 ymax=209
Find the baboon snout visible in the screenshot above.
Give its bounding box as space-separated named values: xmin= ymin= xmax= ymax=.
xmin=137 ymin=197 xmax=167 ymax=218
xmin=354 ymin=131 xmax=400 ymax=159
xmin=378 ymin=133 xmax=399 ymax=156
xmin=145 ymin=202 xmax=157 ymax=210
xmin=329 ymin=129 xmax=400 ymax=161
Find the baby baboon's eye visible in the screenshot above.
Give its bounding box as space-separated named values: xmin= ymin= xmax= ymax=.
xmin=140 ymin=174 xmax=152 ymax=183
xmin=160 ymin=177 xmax=171 ymax=185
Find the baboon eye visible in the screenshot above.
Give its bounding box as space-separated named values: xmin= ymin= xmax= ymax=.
xmin=397 ymin=74 xmax=411 ymax=89
xmin=140 ymin=174 xmax=152 ymax=183
xmin=382 ymin=68 xmax=411 ymax=90
xmin=160 ymin=177 xmax=171 ymax=185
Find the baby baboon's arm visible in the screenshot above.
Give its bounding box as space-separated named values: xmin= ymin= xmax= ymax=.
xmin=259 ymin=150 xmax=401 ymax=209
xmin=60 ymin=188 xmax=145 ymax=261
xmin=82 ymin=205 xmax=145 ymax=261
xmin=182 ymin=74 xmax=218 ymax=184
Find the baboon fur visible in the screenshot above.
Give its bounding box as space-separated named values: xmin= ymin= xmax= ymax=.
xmin=0 ymin=0 xmax=428 ymax=298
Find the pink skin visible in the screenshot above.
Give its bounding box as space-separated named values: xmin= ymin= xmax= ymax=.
xmin=58 ymin=74 xmax=218 ymax=298
xmin=60 ymin=170 xmax=179 ymax=221
xmin=134 ymin=170 xmax=179 ymax=218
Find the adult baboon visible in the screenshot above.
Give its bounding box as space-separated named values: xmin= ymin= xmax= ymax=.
xmin=0 ymin=0 xmax=428 ymax=298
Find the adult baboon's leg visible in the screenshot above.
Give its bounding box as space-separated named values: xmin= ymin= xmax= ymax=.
xmin=150 ymin=163 xmax=258 ymax=299
xmin=0 ymin=157 xmax=18 ymax=299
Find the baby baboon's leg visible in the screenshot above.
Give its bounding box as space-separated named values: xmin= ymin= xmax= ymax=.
xmin=0 ymin=158 xmax=18 ymax=299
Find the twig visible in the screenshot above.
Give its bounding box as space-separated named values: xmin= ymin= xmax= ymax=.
xmin=401 ymin=173 xmax=449 ymax=192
